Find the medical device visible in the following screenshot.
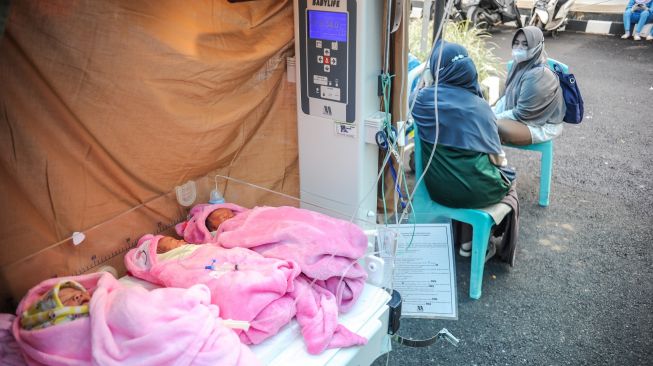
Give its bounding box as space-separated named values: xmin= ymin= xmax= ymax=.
xmin=294 ymin=0 xmax=383 ymax=224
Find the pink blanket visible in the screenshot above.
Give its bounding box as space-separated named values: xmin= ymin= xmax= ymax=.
xmin=12 ymin=272 xmax=260 ymax=366
xmin=1 ymin=314 xmax=24 ymax=365
xmin=176 ymin=204 xmax=368 ymax=312
xmin=125 ymin=234 xmax=299 ymax=345
xmin=175 ymin=203 xmax=248 ymax=244
xmin=125 ymin=235 xmax=367 ymax=355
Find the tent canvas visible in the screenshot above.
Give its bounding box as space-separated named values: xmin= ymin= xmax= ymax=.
xmin=0 ymin=0 xmax=408 ymax=312
xmin=0 ymin=0 xmax=300 ymax=309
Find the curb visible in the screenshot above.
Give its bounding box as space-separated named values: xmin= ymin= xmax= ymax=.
xmin=564 ymin=20 xmax=652 ymax=36
xmin=515 ymin=9 xmax=652 ymax=36
xmin=566 ymin=19 xmax=621 ymax=35
xmin=411 ymin=3 xmax=652 ymax=36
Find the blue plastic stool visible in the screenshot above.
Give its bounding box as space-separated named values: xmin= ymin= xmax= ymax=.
xmin=504 ymin=140 xmax=553 ymax=207
xmin=503 ymin=58 xmax=568 ymax=207
xmin=411 ymin=130 xmax=495 ymax=300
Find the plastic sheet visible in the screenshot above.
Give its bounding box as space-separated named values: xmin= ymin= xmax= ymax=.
xmin=0 ymin=1 xmax=298 ymax=308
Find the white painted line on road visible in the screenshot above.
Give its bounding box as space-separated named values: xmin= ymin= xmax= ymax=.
xmin=584 ymin=20 xmax=612 ymax=34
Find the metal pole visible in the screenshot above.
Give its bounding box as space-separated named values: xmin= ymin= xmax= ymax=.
xmin=420 ymin=0 xmax=433 ymax=55
xmin=432 ymin=0 xmax=445 ymax=44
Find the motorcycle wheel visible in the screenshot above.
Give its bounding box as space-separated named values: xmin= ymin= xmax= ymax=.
xmin=449 ymin=1 xmax=466 ymax=22
xmin=469 ymin=7 xmax=490 ymax=31
xmin=449 ymin=10 xmax=465 ymax=22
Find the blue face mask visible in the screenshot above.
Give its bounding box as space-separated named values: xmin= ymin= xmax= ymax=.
xmin=512 ymin=49 xmax=528 ymax=63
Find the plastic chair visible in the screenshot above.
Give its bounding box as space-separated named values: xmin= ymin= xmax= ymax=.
xmin=503 ymin=58 xmax=568 ymax=207
xmin=411 ymin=128 xmax=494 ymax=300
xmin=504 ymin=140 xmax=553 ymax=207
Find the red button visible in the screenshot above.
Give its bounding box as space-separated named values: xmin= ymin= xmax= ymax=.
xmin=323 ymin=56 xmax=330 ymax=65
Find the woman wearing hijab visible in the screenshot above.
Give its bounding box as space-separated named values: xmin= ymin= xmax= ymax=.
xmin=493 ymin=26 xmax=566 ymax=146
xmin=411 ymin=41 xmax=518 ymax=262
xmin=411 ymin=41 xmax=510 ymax=208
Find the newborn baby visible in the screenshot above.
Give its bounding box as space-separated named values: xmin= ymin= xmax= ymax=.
xmin=127 ymin=234 xmax=300 ymax=345
xmin=156 ymin=236 xmax=190 ymax=253
xmin=20 ymin=280 xmax=91 ymax=330
xmin=205 ymin=208 xmax=235 ymax=232
xmin=14 ymin=273 xmax=261 ymax=365
xmin=175 ymin=203 xmax=369 ymax=314
xmin=125 ymin=234 xmax=367 ymax=353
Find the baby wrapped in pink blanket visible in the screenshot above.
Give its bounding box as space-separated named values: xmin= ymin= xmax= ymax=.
xmin=175 ymin=204 xmax=368 ymax=313
xmin=12 ymin=272 xmax=260 ymax=366
xmin=125 ymin=235 xmax=367 ymax=355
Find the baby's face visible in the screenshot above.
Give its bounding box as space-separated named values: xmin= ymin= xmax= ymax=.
xmin=206 ymin=208 xmax=235 ymax=231
xmin=157 ymin=236 xmax=187 ymax=254
xmin=58 ymin=287 xmax=91 ymax=306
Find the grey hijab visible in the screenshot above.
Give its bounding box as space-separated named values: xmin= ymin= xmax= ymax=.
xmin=504 ymin=26 xmax=565 ymax=127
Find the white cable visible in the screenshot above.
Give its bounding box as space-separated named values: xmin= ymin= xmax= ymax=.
xmin=348 ymin=0 xmax=399 ymax=224
xmin=393 ymin=1 xmax=407 ymax=226
xmin=354 ymin=0 xmax=456 ymax=226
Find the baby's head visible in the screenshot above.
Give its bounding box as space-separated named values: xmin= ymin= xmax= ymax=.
xmin=21 ymin=280 xmax=91 ymax=330
xmin=157 ymin=236 xmax=188 ymax=254
xmin=58 ymin=286 xmax=91 ymax=306
xmin=205 ymin=208 xmax=235 ymax=232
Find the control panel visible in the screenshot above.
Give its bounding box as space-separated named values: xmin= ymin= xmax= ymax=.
xmin=298 ymin=1 xmax=356 ymax=122
xmin=294 ymin=0 xmax=382 ymax=223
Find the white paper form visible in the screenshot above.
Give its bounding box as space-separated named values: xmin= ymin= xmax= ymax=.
xmin=388 ymin=224 xmax=457 ymax=320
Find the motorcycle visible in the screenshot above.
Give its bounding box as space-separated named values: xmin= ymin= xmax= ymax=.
xmin=529 ymin=0 xmax=576 ymax=34
xmin=414 ymin=0 xmax=467 ymax=22
xmin=466 ymin=0 xmax=523 ymax=30
xmin=449 ymin=0 xmax=468 ymax=22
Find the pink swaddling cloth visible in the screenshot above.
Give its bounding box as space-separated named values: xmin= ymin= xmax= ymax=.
xmin=177 ymin=204 xmax=368 ymax=312
xmin=290 ymin=276 xmax=367 ymax=355
xmin=12 ymin=272 xmax=260 ymax=366
xmin=13 ymin=275 xmax=96 ymax=366
xmin=175 ymin=203 xmax=248 ymax=244
xmin=125 ymin=235 xmax=299 ymax=345
xmin=125 ymin=235 xmax=367 ymax=355
xmin=217 ymin=206 xmax=368 ymax=313
xmin=1 ymin=314 xmax=25 ymax=366
xmin=91 ymin=274 xmax=260 ymax=366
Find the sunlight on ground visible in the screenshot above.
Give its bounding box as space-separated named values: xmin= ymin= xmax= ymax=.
xmin=561 ymin=223 xmax=575 ymax=232
xmin=538 ymin=233 xmax=568 ymax=252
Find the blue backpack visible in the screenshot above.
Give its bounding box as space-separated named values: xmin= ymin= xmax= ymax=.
xmin=552 ymin=63 xmax=584 ymax=124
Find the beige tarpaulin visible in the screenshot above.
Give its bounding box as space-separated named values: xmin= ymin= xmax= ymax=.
xmin=0 ymin=0 xmax=299 ymax=308
xmin=0 ymin=0 xmax=408 ymax=310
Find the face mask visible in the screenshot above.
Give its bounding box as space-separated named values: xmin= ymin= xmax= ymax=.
xmin=529 ymin=41 xmax=544 ymax=59
xmin=512 ymin=49 xmax=528 ymax=63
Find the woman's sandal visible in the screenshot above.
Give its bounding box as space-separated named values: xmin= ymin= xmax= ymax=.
xmin=459 ymin=237 xmax=500 ymax=262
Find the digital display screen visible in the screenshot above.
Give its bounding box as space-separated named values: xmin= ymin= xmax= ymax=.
xmin=308 ymin=10 xmax=347 ymax=42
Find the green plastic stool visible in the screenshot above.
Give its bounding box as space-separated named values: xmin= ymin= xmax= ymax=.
xmin=411 ymin=128 xmax=494 ymax=300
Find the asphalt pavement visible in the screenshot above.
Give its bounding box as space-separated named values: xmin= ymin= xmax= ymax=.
xmin=373 ymin=30 xmax=653 ymax=365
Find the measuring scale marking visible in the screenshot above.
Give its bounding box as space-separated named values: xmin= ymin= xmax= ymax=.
xmin=72 ymin=214 xmax=187 ymax=276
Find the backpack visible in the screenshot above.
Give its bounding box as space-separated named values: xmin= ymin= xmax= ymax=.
xmin=552 ymin=63 xmax=584 ymax=124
